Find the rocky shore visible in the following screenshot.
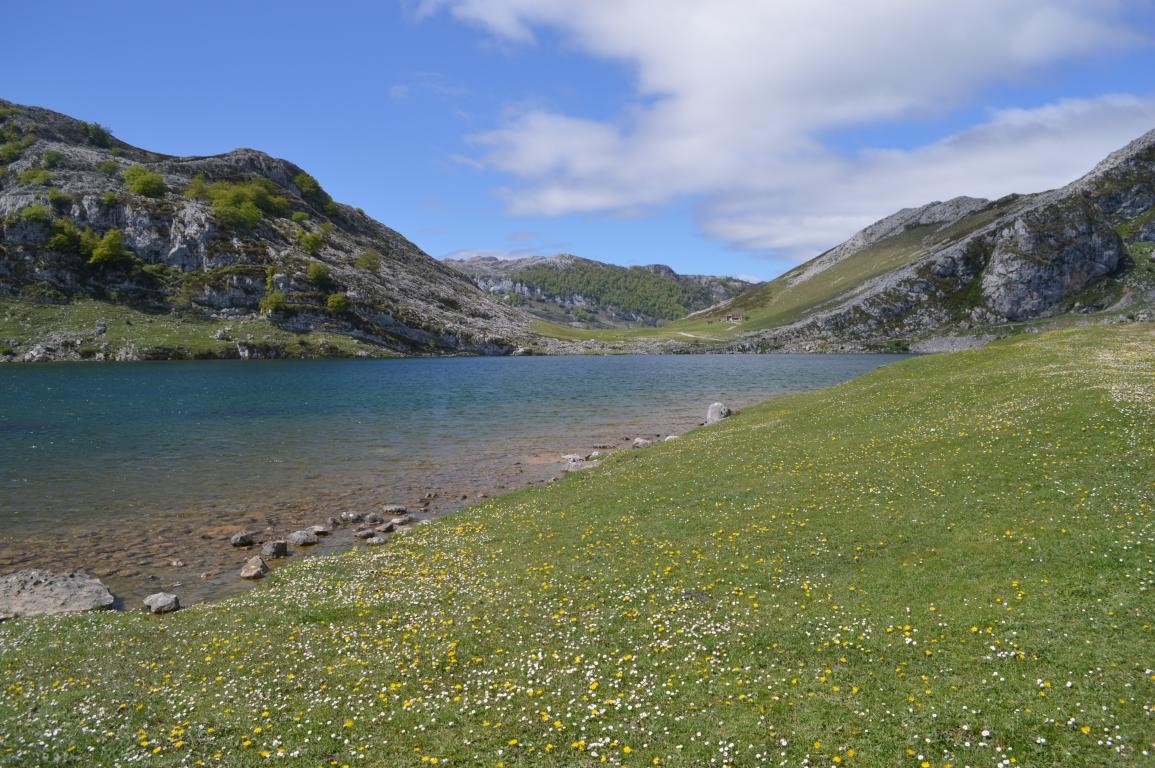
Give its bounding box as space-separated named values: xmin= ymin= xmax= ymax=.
xmin=0 ymin=405 xmax=727 ymax=618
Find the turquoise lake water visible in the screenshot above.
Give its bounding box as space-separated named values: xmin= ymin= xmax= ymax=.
xmin=0 ymin=353 xmax=908 ymax=605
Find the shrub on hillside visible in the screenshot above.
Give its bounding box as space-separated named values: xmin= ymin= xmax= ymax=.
xmin=124 ymin=165 xmax=168 ymax=197
xmin=18 ymin=204 xmax=52 ymax=224
xmin=48 ymin=188 xmax=72 ymax=213
xmin=17 ymin=167 xmax=53 ymax=186
xmin=355 ymin=250 xmax=381 ymax=271
xmin=186 ymin=176 xmax=288 ymax=230
xmin=87 ymin=228 xmax=132 ymax=266
xmin=259 ymin=291 xmax=288 ymax=313
xmin=299 ymin=231 xmax=325 ymax=256
xmin=293 ymin=172 xmax=338 ymax=215
xmin=85 ymin=122 xmax=113 ymax=148
xmin=306 ymin=261 xmax=330 ymax=285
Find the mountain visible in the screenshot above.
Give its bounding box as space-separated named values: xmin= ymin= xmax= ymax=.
xmin=0 ymin=99 xmax=540 ymax=361
xmin=705 ymin=129 xmax=1155 ymax=352
xmin=445 ymin=253 xmax=755 ymax=328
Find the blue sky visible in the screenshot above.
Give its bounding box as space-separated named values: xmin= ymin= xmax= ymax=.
xmin=3 ymin=1 xmax=1154 ymax=281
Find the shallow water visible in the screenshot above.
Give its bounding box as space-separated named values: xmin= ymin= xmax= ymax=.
xmin=0 ymin=353 xmax=908 ymax=608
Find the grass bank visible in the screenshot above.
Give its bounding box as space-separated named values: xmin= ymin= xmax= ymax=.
xmin=1 ymin=324 xmax=1152 ymax=767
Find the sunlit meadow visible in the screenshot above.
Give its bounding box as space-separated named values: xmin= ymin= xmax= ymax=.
xmin=1 ymin=324 xmax=1152 ymax=767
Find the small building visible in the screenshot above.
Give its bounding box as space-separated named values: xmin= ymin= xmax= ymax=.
xmin=724 ymin=314 xmax=747 ymax=322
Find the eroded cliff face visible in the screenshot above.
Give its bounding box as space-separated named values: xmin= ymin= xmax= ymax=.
xmin=0 ymin=100 xmax=538 ymax=359
xmin=980 ymin=200 xmax=1122 ymax=321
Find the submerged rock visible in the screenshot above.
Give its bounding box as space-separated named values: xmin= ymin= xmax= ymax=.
xmin=260 ymin=540 xmax=288 ymax=559
xmin=0 ymin=569 xmax=115 ymax=619
xmin=287 ymin=530 xmax=319 ymax=546
xmin=229 ymin=531 xmax=255 ymax=547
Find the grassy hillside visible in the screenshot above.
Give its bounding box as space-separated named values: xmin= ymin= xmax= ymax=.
xmin=1 ymin=324 xmax=1152 ymax=766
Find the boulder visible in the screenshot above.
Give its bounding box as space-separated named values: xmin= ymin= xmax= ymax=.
xmin=339 ymin=510 xmax=364 ymax=524
xmin=382 ymin=504 xmax=407 ymax=515
xmin=375 ymin=521 xmax=397 ymax=534
xmin=632 ymin=437 xmax=653 ymax=448
xmin=706 ymin=402 xmax=732 ymax=424
xmin=239 ymin=556 xmax=269 ymax=580
xmin=352 ymin=528 xmax=378 ymax=539
xmin=364 ymin=536 xmax=388 ymax=546
xmin=287 ymin=530 xmax=319 ymax=546
xmin=260 ymin=540 xmax=288 ymax=559
xmin=308 ymin=523 xmax=332 ymax=536
xmin=229 ymin=531 xmax=255 ymax=547
xmin=0 ymin=570 xmax=115 ymax=619
xmin=143 ymin=592 xmax=180 ymax=614
xmin=390 ymin=514 xmax=415 ymax=526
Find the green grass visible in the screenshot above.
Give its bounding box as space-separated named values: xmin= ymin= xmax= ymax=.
xmin=0 ymin=299 xmax=399 ymax=359
xmin=1 ymin=324 xmax=1152 ymax=766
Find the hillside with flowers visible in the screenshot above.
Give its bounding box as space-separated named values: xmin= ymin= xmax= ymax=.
xmin=0 ymin=322 xmax=1152 ymax=766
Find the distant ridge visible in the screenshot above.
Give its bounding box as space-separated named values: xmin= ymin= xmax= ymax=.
xmin=446 ymin=253 xmax=755 ymax=328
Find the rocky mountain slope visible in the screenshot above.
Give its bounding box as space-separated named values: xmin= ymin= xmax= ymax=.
xmin=445 ymin=253 xmax=754 ymax=328
xmin=0 ymin=99 xmax=541 ymax=360
xmin=709 ymin=128 xmax=1155 ymax=352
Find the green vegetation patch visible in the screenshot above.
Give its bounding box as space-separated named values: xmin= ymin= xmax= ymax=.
xmin=1 ymin=324 xmax=1149 ymax=765
xmin=293 ymin=171 xmax=338 ymax=215
xmin=186 ymin=176 xmax=289 ymax=230
xmin=355 ymin=249 xmax=381 ymax=271
xmin=513 ymin=261 xmax=722 ymax=322
xmin=123 ymin=165 xmax=168 ymax=197
xmin=87 ymin=228 xmax=133 ymax=266
xmin=16 ymin=167 xmax=53 ymax=186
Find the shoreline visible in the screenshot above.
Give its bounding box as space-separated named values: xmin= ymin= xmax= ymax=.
xmin=1 ymin=412 xmax=704 ymax=614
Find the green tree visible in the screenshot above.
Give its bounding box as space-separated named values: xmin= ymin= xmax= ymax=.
xmin=88 ymin=228 xmax=132 ymax=265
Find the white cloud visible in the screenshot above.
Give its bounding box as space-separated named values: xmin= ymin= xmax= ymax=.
xmin=706 ymin=94 xmax=1155 ymax=253
xmin=419 ymin=0 xmax=1154 ymax=261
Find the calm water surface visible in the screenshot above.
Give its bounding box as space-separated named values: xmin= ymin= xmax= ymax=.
xmin=0 ymin=354 xmax=908 ymax=606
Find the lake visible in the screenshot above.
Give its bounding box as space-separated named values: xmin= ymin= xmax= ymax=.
xmin=0 ymin=353 xmax=909 ymax=607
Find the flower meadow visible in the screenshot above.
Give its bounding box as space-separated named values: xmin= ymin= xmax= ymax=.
xmin=1 ymin=324 xmax=1152 ymax=767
